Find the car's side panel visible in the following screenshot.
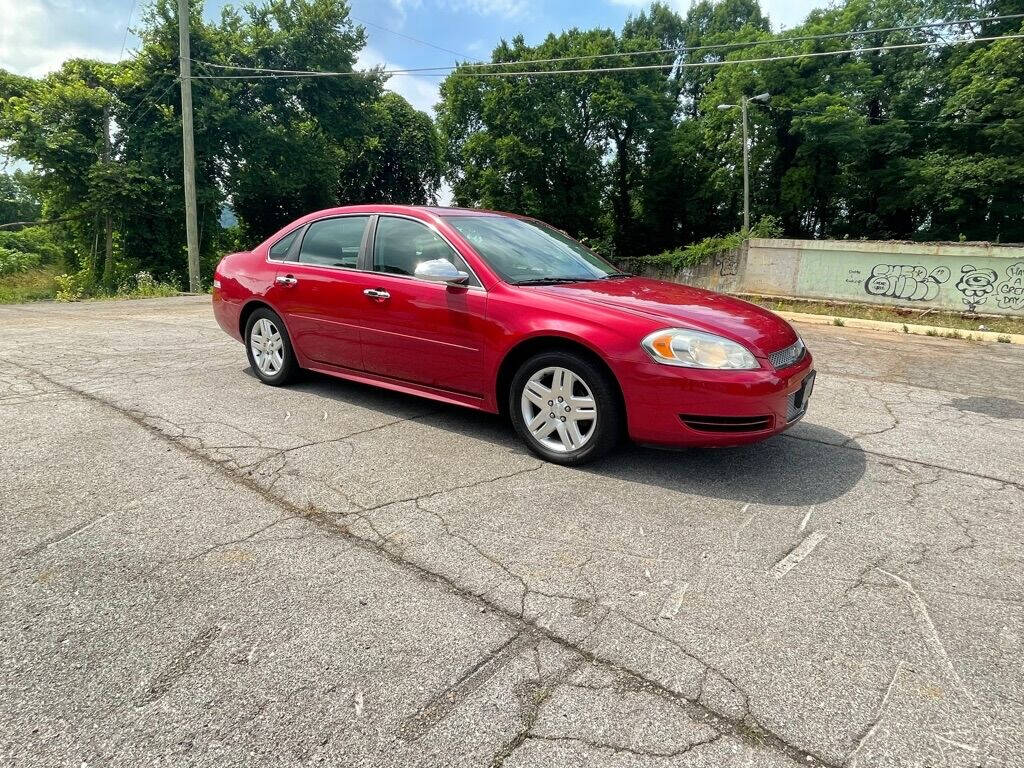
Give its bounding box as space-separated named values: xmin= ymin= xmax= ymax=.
xmin=265 ymin=263 xmax=367 ymax=370
xmin=357 ymin=275 xmax=489 ymax=397
xmin=213 ymin=250 xmax=275 ymax=342
xmin=301 ymin=360 xmax=492 ymax=412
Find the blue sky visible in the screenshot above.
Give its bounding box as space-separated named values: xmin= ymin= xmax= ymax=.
xmin=1 ymin=0 xmax=824 ymax=115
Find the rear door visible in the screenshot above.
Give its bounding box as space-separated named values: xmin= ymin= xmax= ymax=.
xmin=266 ymin=215 xmax=372 ymax=371
xmin=358 ymin=215 xmax=488 ymax=396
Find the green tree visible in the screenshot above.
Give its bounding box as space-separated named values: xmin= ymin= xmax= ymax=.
xmin=438 ymin=30 xmax=612 ymax=241
xmin=0 ymin=59 xmax=121 ymax=289
xmin=0 ymin=173 xmax=41 ymax=225
xmin=914 ymin=25 xmax=1024 ymax=240
xmin=344 ymin=92 xmax=443 ymax=204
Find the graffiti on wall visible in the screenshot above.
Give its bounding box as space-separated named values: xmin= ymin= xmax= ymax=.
xmin=863 ymin=264 xmax=951 ymax=301
xmin=847 ymin=260 xmax=1024 ymax=313
xmin=715 ymin=251 xmax=739 ymax=277
xmin=955 ymin=265 xmax=998 ymax=311
xmin=997 ymin=261 xmax=1024 ymax=311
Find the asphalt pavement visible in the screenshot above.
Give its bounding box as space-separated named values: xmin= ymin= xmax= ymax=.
xmin=2 ymin=296 xmax=1022 ymax=767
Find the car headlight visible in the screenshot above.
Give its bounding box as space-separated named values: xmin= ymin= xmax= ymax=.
xmin=641 ymin=328 xmax=759 ymax=370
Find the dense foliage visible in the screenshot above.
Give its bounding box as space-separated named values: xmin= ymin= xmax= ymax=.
xmin=1 ymin=0 xmax=1022 ymax=297
xmin=0 ymin=0 xmax=442 ymax=294
xmin=642 ymin=216 xmax=783 ymax=269
xmin=438 ymin=0 xmax=1024 ymax=257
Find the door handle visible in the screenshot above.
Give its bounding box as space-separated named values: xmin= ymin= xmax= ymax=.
xmin=275 ymin=275 xmax=298 ymax=287
xmin=363 ymin=288 xmax=390 ymax=300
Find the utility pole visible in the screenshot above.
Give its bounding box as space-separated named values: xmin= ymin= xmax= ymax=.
xmin=101 ymin=103 xmax=114 ymax=290
xmin=717 ymin=92 xmax=769 ymax=232
xmin=178 ymin=0 xmax=201 ymax=293
xmin=740 ymin=96 xmax=749 ymax=231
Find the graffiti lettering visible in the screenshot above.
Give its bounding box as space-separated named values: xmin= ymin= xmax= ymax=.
xmin=715 ymin=251 xmax=739 ymax=277
xmin=956 ymin=265 xmax=998 ymax=312
xmin=864 ymin=264 xmax=951 ymax=301
xmin=996 ymin=261 xmax=1024 ymax=311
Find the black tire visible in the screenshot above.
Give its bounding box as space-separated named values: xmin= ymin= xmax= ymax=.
xmin=244 ymin=307 xmax=299 ymax=386
xmin=509 ymin=351 xmax=623 ymax=466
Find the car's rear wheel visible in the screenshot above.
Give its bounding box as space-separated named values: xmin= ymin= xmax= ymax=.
xmin=510 ymin=351 xmax=622 ymax=465
xmin=245 ymin=308 xmax=298 ymax=386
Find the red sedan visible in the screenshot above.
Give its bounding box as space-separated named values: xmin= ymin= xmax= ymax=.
xmin=212 ymin=205 xmax=814 ymax=465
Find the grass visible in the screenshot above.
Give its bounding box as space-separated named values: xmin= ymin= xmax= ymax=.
xmin=742 ymin=295 xmax=1024 ymax=337
xmin=0 ymin=266 xmax=59 ymax=303
xmin=1 ymin=267 xmax=180 ymax=304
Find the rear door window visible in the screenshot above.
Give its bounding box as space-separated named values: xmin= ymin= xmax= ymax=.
xmin=298 ymin=216 xmax=369 ymax=268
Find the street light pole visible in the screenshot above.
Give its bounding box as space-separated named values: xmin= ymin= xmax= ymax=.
xmin=178 ymin=0 xmax=201 ymax=293
xmin=741 ymin=96 xmax=749 ymax=231
xmin=717 ymin=92 xmax=769 ymax=232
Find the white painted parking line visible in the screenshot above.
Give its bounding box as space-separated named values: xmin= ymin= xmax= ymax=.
xmin=770 ymin=531 xmax=828 ymax=580
xmin=658 ymin=583 xmax=690 ymax=619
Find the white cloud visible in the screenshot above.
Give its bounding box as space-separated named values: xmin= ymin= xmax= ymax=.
xmin=442 ymin=0 xmax=530 ymax=19
xmin=0 ymin=0 xmax=129 ymax=76
xmin=357 ymin=45 xmax=442 ymax=116
xmin=386 ymin=0 xmax=423 ymax=23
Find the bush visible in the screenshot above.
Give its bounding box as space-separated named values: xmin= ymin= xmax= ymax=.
xmin=119 ymin=270 xmax=178 ymax=298
xmin=0 ymin=226 xmax=65 ymax=266
xmin=55 ymin=269 xmax=178 ymax=302
xmin=640 ymin=216 xmax=783 ymax=271
xmin=0 ymin=245 xmax=42 ymax=276
xmin=54 ymin=271 xmax=86 ymax=302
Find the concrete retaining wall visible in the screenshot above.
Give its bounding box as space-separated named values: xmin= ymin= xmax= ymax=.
xmin=632 ymin=238 xmax=1024 ymax=316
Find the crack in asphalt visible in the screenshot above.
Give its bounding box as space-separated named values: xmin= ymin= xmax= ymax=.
xmin=521 ymin=731 xmax=725 ymax=760
xmin=781 ymin=431 xmax=1024 ymax=490
xmin=139 ymin=624 xmax=223 ymax=705
xmin=8 ymin=359 xmax=842 ymax=768
xmin=487 ymin=655 xmax=585 ymax=767
xmin=398 ymin=629 xmax=540 ymax=743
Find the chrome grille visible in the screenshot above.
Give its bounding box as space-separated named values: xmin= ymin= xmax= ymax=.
xmin=769 ymin=338 xmax=805 ymax=370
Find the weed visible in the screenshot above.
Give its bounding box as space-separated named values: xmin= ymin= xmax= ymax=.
xmin=832 ymin=317 xmax=845 ymax=327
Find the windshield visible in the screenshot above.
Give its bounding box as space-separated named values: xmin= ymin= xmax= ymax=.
xmin=442 ymin=215 xmax=622 ymax=284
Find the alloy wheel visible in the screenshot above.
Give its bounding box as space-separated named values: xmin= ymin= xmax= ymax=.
xmin=250 ymin=317 xmax=284 ymax=376
xmin=520 ymin=366 xmax=598 ymax=453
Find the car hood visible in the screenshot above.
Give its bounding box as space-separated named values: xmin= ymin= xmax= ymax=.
xmin=533 ymin=277 xmax=798 ymax=357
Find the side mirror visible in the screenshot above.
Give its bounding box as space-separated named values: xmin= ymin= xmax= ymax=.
xmin=414 ymin=258 xmax=470 ymax=286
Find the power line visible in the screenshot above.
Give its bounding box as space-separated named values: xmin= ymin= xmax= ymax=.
xmin=188 ymin=33 xmax=1024 ymax=80
xmin=119 ymin=78 xmax=180 ymax=134
xmin=443 ymin=12 xmax=1024 ymax=70
xmin=350 ymin=14 xmax=472 ymax=60
xmin=194 ymin=12 xmax=1023 ymax=79
xmin=118 ymin=0 xmax=140 ymax=61
xmin=118 ymin=70 xmax=177 ymax=127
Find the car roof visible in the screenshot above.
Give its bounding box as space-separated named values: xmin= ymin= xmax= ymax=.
xmin=300 ymin=204 xmax=519 ymax=219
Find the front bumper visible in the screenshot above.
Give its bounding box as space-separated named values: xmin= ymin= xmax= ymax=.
xmin=616 ymin=351 xmax=815 ymax=447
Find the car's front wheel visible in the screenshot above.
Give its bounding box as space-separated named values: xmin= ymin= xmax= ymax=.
xmin=510 ymin=351 xmax=622 ymax=465
xmin=244 ymin=308 xmax=299 ymax=386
